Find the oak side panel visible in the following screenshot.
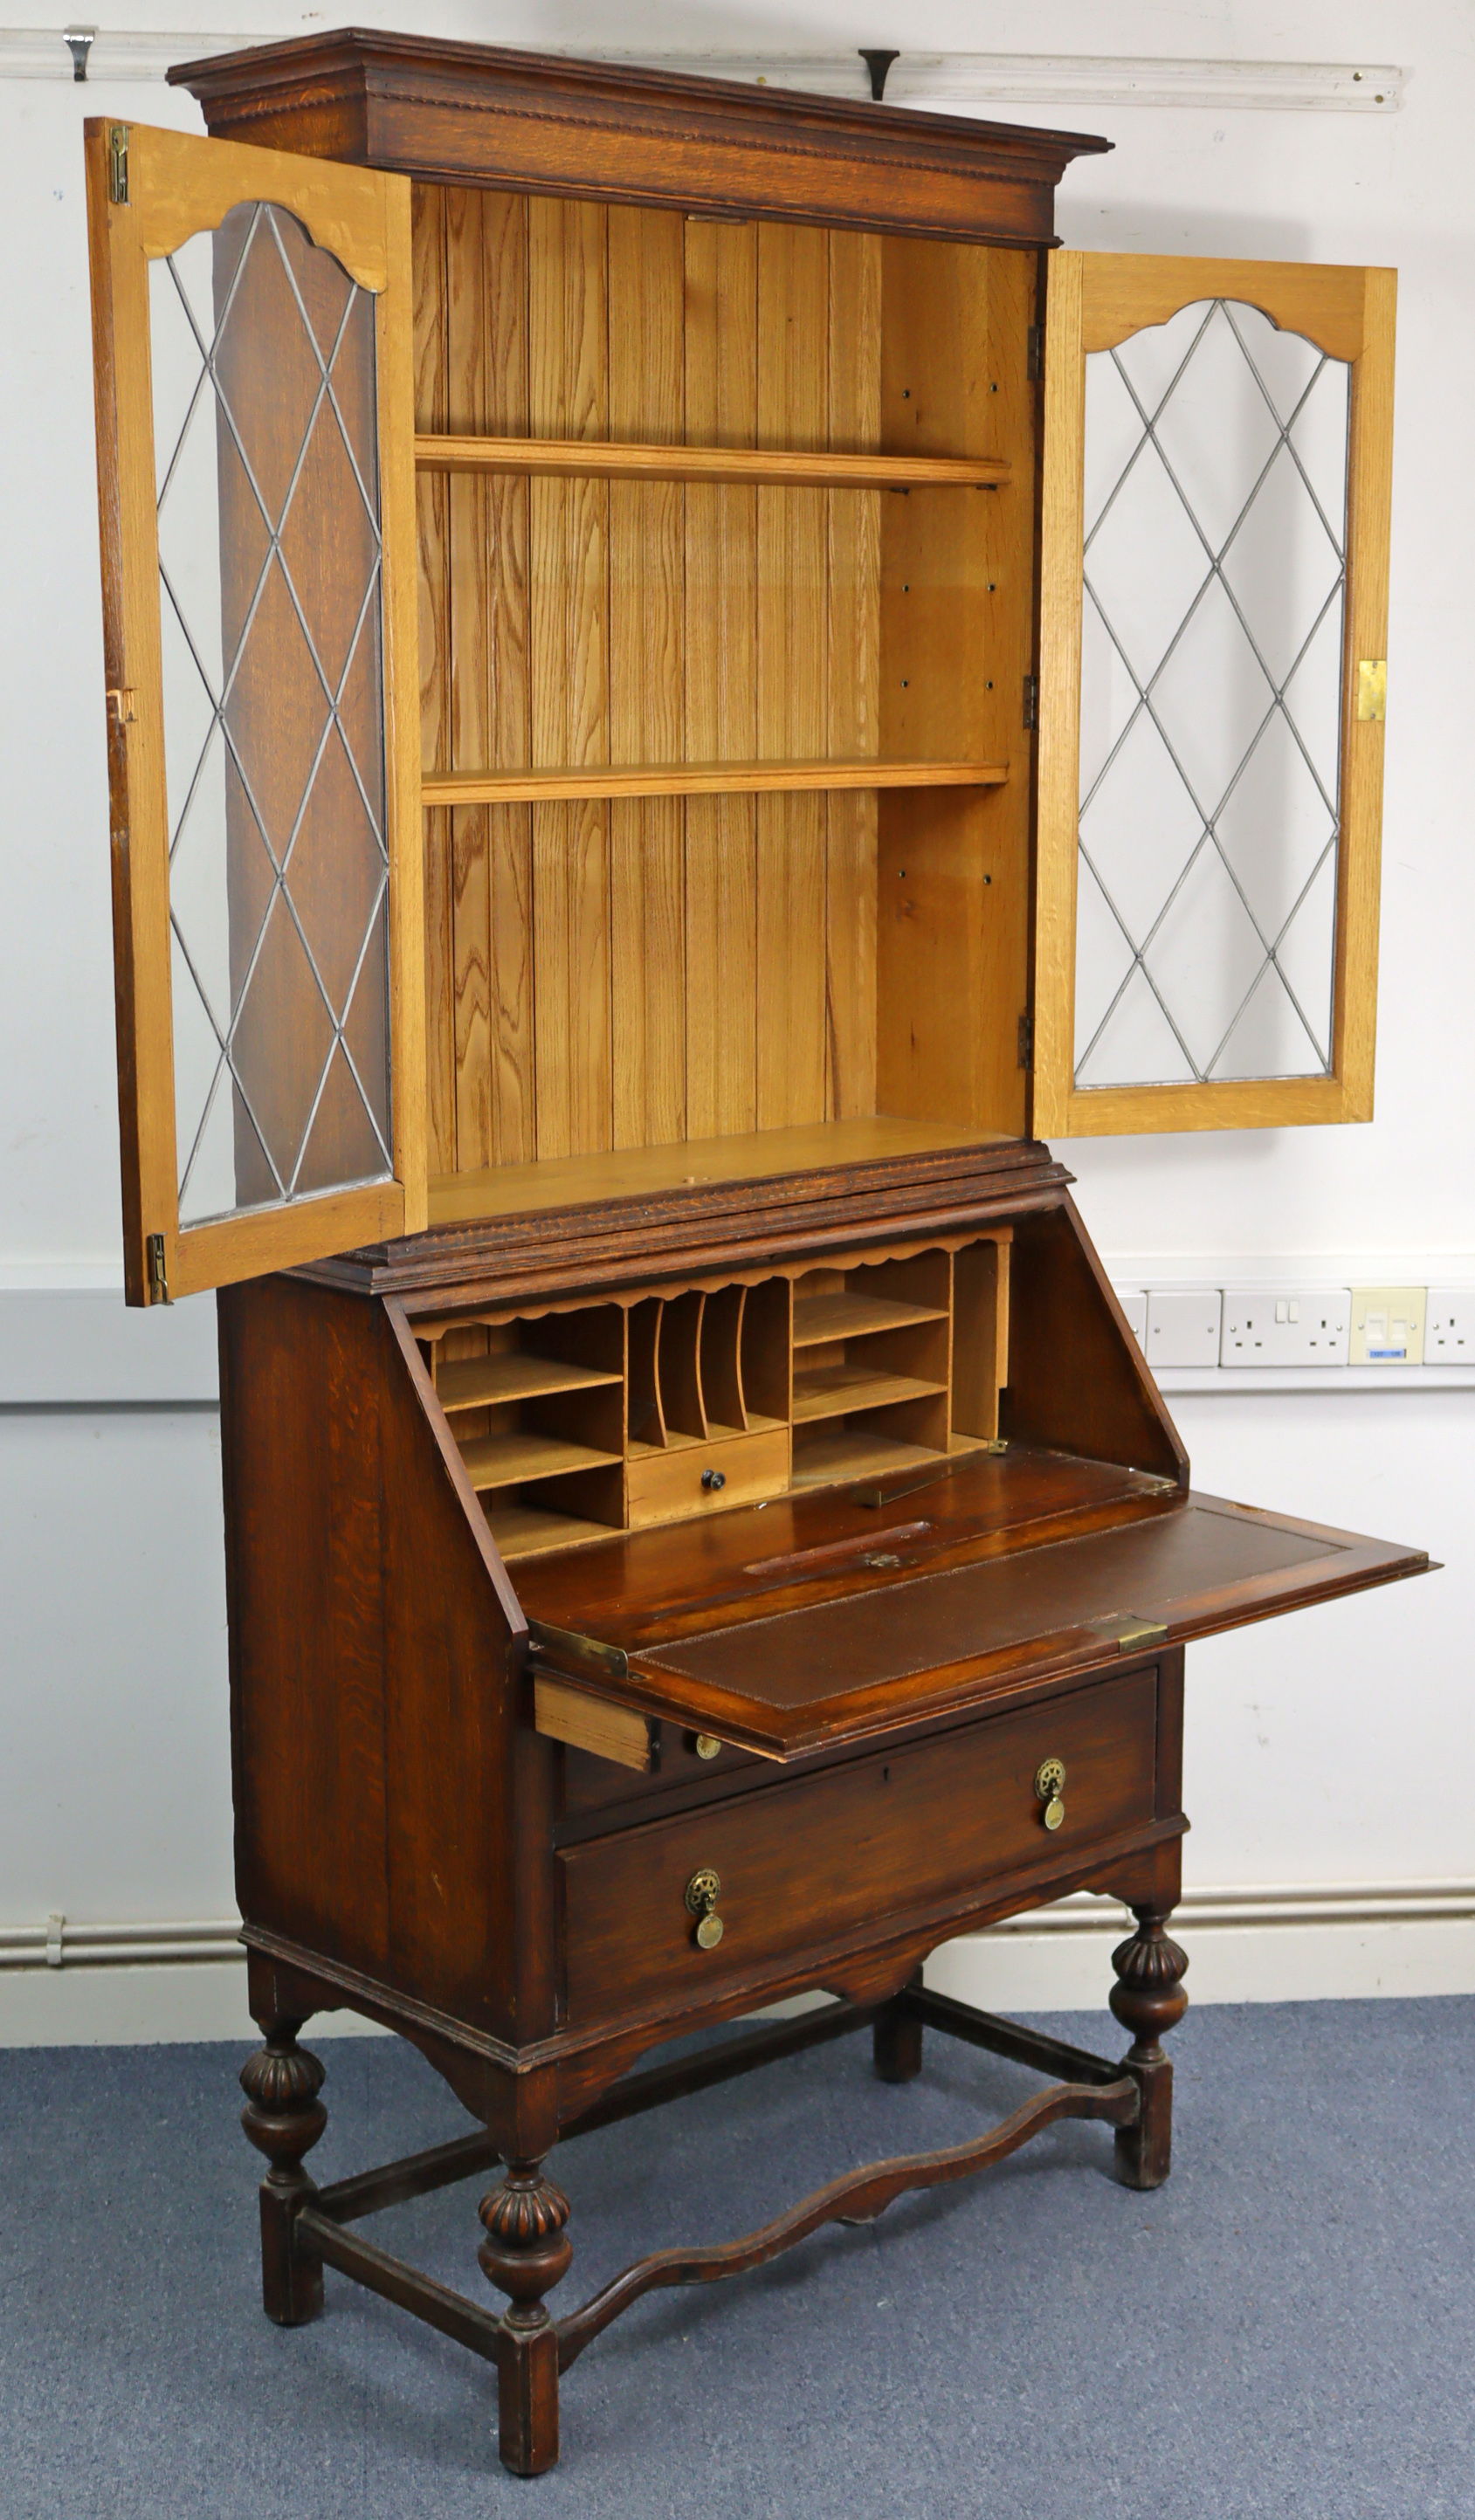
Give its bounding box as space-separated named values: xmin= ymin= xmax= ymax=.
xmin=824 ymin=225 xmax=881 ymax=1121
xmin=528 ymin=194 xmax=611 ymax=1159
xmin=376 ymin=1301 xmax=538 ymax=2038
xmin=877 ymin=236 xmax=1033 ymax=1135
xmin=220 ymin=1277 xmax=390 ymax=1980
xmin=756 ymin=220 xmax=828 ymax=1128
xmin=445 ymin=185 xmax=493 ymax=1170
xmin=448 ymin=188 xmax=534 ymax=1169
xmin=411 ymin=182 xmax=457 ymax=1174
xmin=684 ymin=216 xmax=758 ymax=1137
xmin=1002 ymin=1201 xmax=1187 ymax=1484
xmin=609 ymin=205 xmax=686 ymax=1148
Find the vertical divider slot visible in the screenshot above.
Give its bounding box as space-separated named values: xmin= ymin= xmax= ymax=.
xmin=700 ymin=1284 xmax=749 ymax=1435
xmin=658 ymin=1287 xmax=708 ymax=1441
xmin=628 ymin=1297 xmax=667 ymax=1450
xmin=952 ymin=1232 xmax=1011 ymax=1446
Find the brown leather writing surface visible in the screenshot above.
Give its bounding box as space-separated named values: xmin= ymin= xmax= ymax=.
xmin=526 ymin=1491 xmax=1427 ymax=1758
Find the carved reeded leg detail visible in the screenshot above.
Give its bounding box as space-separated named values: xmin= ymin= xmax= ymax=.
xmin=479 ymin=2161 xmax=574 ymax=2476
xmin=1109 ymin=1908 xmax=1189 ymax=2190
xmin=240 ymin=2019 xmax=327 ymax=2324
xmin=873 ymin=1972 xmax=924 ymax=2083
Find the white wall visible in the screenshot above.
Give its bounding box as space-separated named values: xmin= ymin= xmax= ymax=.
xmin=1 ymin=0 xmax=1472 ymax=2037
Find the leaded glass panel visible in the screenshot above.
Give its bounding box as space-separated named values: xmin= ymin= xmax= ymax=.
xmin=148 ymin=202 xmax=391 ymax=1225
xmin=1074 ymin=300 xmax=1350 ymax=1089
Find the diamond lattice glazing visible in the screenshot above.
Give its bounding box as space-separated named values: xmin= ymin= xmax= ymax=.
xmin=148 ymin=202 xmax=391 ymax=1225
xmin=1074 ymin=300 xmax=1350 ymax=1090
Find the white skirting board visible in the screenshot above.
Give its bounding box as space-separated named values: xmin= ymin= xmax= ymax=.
xmin=3 ymin=1883 xmax=1471 ymax=2044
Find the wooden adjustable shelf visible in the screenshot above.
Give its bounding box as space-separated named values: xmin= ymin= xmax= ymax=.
xmin=415 ymin=433 xmax=1010 ymax=489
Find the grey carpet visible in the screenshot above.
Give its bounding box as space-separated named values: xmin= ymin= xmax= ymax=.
xmin=1 ymin=1997 xmax=1472 ymax=2518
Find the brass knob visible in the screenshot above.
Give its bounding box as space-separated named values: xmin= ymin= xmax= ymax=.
xmin=685 ymin=1867 xmax=724 ymax=1949
xmin=1034 ymin=1758 xmax=1066 ymax=1831
xmin=693 ymin=1733 xmax=722 ymax=1760
xmin=701 ymin=1468 xmax=726 ymax=1491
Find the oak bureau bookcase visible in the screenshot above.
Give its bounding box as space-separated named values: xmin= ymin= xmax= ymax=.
xmin=82 ymin=31 xmax=1425 ymax=2476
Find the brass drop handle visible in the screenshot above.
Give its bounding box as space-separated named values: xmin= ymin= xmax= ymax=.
xmin=685 ymin=1867 xmax=724 ymax=1949
xmin=701 ymin=1468 xmax=726 ymax=1491
xmin=1034 ymin=1758 xmax=1066 ymax=1831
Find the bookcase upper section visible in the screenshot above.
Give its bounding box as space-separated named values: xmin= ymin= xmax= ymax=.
xmin=87 ymin=37 xmax=1392 ymax=1307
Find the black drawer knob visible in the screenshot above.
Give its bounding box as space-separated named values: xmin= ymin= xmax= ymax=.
xmin=701 ymin=1468 xmax=726 ymax=1491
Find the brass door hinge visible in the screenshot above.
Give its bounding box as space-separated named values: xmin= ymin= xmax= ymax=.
xmin=1017 ymin=1010 xmax=1034 ymax=1071
xmin=1022 ymin=674 xmax=1038 ymax=730
xmin=106 ymin=686 xmax=136 ymax=726
xmin=108 ymin=124 xmax=128 ymax=205
xmin=1356 ymin=658 xmax=1387 ymax=720
xmin=146 ymin=1232 xmax=171 ymax=1305
xmin=1027 ymin=324 xmax=1044 ymax=381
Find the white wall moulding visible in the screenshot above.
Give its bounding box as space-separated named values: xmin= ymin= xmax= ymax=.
xmin=0 ymin=1915 xmax=240 ymax=1968
xmin=0 ymin=1288 xmax=218 ymax=1403
xmin=0 ymin=30 xmax=1404 ymax=112
xmin=983 ymin=1879 xmax=1475 ymax=1937
xmin=3 ymin=1881 xmax=1468 ymax=1973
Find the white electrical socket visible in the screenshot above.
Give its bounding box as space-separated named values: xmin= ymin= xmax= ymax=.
xmin=1219 ymin=1286 xmax=1350 ymax=1367
xmin=1116 ymin=1290 xmax=1147 ymax=1349
xmin=1423 ymin=1288 xmax=1472 ymax=1362
xmin=1144 ymin=1289 xmax=1223 ymax=1367
xmin=1348 ymin=1285 xmax=1425 ymax=1366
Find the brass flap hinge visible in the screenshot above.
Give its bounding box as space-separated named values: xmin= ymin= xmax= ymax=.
xmin=526 ymin=1617 xmax=629 ymax=1684
xmin=1356 ymin=658 xmax=1387 ymax=720
xmin=146 ymin=1232 xmax=172 ymax=1306
xmin=106 ymin=685 xmax=136 ymax=726
xmin=1017 ymin=1010 xmax=1034 ymax=1071
xmin=1085 ymin=1612 xmax=1168 ymax=1653
xmin=1022 ymin=673 xmax=1038 ymax=730
xmin=1027 ymin=324 xmax=1044 ymax=381
xmin=108 ymin=123 xmax=128 ymax=205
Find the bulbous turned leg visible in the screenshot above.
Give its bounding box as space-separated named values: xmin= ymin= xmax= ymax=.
xmin=873 ymin=1971 xmax=924 ymax=2083
xmin=479 ymin=2160 xmax=573 ymax=2476
xmin=1109 ymin=1907 xmax=1189 ymax=2191
xmin=240 ymin=2019 xmax=327 ymax=2324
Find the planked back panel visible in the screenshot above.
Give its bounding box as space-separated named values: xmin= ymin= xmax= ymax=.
xmin=413 ymin=189 xmax=1033 ymax=1175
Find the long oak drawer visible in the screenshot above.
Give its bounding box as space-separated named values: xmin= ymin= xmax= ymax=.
xmin=559 ymin=1667 xmax=1159 ymax=2024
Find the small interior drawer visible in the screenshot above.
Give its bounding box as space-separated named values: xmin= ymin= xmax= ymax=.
xmin=626 ymin=1427 xmax=789 ymax=1528
xmin=559 ymin=1666 xmax=1159 ymax=2024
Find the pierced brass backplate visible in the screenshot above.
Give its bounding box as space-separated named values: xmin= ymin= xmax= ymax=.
xmin=685 ymin=1867 xmax=724 ymax=1949
xmin=1356 ymin=658 xmax=1387 ymax=721
xmin=1034 ymin=1758 xmax=1066 ymax=1832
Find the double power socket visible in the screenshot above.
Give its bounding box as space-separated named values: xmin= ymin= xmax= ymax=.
xmin=1118 ymin=1284 xmax=1472 ymax=1370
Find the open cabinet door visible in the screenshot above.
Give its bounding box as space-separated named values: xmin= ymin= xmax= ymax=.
xmin=86 ymin=119 xmax=424 ymax=1303
xmin=1032 ymin=251 xmax=1395 ymax=1136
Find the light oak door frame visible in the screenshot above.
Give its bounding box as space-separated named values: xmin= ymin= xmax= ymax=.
xmin=86 ymin=119 xmax=425 ymax=1303
xmin=1031 ymin=250 xmax=1396 ymax=1138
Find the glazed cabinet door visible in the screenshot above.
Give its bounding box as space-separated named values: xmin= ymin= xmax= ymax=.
xmin=1032 ymin=251 xmax=1395 ymax=1136
xmin=86 ymin=119 xmax=424 ymax=1303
